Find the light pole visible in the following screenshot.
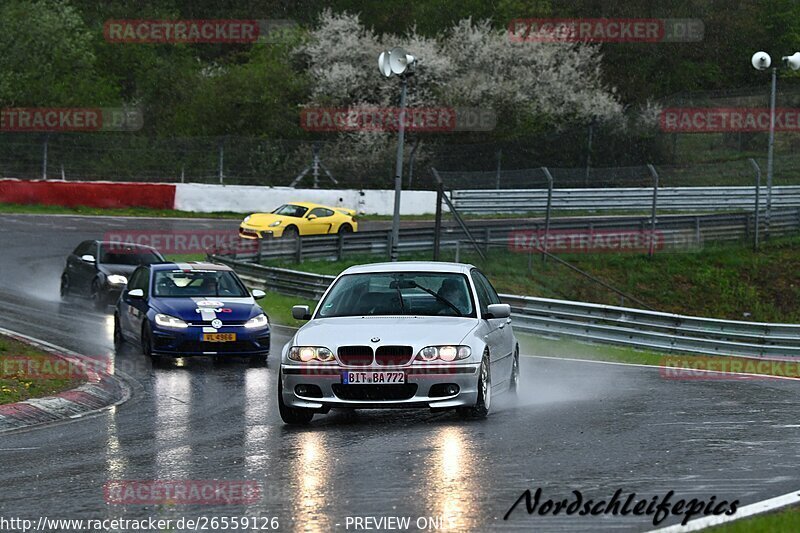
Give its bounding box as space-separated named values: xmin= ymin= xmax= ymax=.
xmin=379 ymin=47 xmax=416 ymax=261
xmin=751 ymin=51 xmax=800 ymax=236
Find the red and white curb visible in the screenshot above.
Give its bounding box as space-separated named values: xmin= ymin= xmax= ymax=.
xmin=0 ymin=327 xmax=131 ymax=433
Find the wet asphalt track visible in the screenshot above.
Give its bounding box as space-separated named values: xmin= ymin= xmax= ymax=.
xmin=1 ymin=213 xmax=800 ymax=532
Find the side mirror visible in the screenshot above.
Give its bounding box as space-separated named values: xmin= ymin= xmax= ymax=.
xmin=307 ymin=214 xmax=318 ymax=220
xmin=81 ymin=254 xmax=96 ymax=263
xmin=252 ymin=289 xmax=266 ymax=300
xmin=486 ymin=303 xmax=511 ymax=319
xmin=292 ymin=305 xmax=312 ymax=320
xmin=128 ymin=289 xmax=144 ymax=299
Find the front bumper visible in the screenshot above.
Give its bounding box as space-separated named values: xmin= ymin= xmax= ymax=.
xmin=280 ymin=363 xmax=480 ymax=410
xmin=239 ymin=225 xmax=280 ymax=239
xmin=150 ymin=324 xmax=271 ymax=357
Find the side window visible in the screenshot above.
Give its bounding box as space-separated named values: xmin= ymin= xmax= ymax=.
xmin=474 ymin=271 xmax=501 ymax=305
xmin=73 ymin=241 xmax=92 ymax=256
xmin=470 ymin=270 xmax=491 ymax=316
xmin=128 ymin=267 xmax=150 ymax=297
xmin=309 ymin=207 xmax=332 ymax=218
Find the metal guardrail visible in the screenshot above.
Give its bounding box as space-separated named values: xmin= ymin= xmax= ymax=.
xmin=211 ymin=209 xmax=800 ymax=263
xmin=216 ymin=257 xmax=800 ymax=360
xmin=450 ymin=186 xmax=800 ymax=213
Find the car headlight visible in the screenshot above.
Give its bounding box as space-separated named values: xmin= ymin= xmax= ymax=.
xmin=416 ymin=345 xmax=471 ymax=362
xmin=243 ymin=215 xmax=251 ymax=223
xmin=244 ymin=313 xmax=269 ymax=329
xmin=288 ymin=346 xmax=334 ymax=362
xmin=269 ymin=220 xmax=282 ymax=227
xmin=154 ymin=313 xmax=188 ymax=328
xmin=107 ymin=274 xmax=128 ymax=285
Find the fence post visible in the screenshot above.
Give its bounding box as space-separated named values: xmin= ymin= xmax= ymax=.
xmin=646 ymin=164 xmax=659 ymax=258
xmin=695 ymin=216 xmax=701 ymax=248
xmin=748 ymin=158 xmax=761 ymax=250
xmin=387 ymin=231 xmax=393 ymax=260
xmin=294 ymin=236 xmax=302 ymax=263
xmin=42 ymin=134 xmax=49 ymax=180
xmin=433 ymin=181 xmax=443 ymax=261
xmin=337 ymin=232 xmax=345 ymax=261
xmin=218 ymin=139 xmax=224 ymax=184
xmin=455 ymin=240 xmax=460 ymax=262
xmin=541 ymin=167 xmax=554 ymax=262
xmin=484 ymin=227 xmax=490 ymax=253
xmin=256 ymin=237 xmax=263 ymax=264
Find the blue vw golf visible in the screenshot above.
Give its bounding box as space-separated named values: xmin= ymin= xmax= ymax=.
xmin=113 ymin=262 xmax=271 ymax=362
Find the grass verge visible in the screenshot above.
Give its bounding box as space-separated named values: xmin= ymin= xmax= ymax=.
xmin=709 ymin=506 xmax=800 ymax=532
xmin=0 ymin=334 xmax=85 ymax=405
xmin=261 ymin=235 xmax=800 ymax=323
xmin=257 ymin=291 xmax=316 ymax=329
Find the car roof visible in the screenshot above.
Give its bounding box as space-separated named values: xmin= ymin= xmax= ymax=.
xmin=284 ymin=201 xmax=337 ymax=210
xmin=150 ymin=261 xmax=232 ymax=272
xmin=96 ymin=241 xmax=159 ymax=252
xmin=340 ymin=261 xmax=476 ymax=275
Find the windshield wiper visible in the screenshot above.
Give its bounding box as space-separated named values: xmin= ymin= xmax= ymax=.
xmin=410 ymin=282 xmax=463 ymax=316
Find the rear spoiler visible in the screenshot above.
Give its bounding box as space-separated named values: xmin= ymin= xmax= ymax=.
xmin=337 ymin=208 xmax=357 ymax=217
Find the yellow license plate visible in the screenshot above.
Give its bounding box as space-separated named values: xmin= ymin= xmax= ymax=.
xmin=203 ymin=333 xmax=236 ymax=342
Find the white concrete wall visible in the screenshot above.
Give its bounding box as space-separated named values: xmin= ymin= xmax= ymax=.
xmin=174 ymin=183 xmax=439 ymax=215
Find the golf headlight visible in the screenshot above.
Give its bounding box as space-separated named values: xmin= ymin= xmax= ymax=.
xmin=288 ymin=346 xmax=334 ymax=362
xmin=269 ymin=220 xmax=282 ymax=227
xmin=155 ymin=313 xmax=188 ymax=328
xmin=107 ymin=274 xmax=128 ymax=285
xmin=416 ymin=345 xmax=471 ymax=362
xmin=244 ymin=313 xmax=269 ymax=329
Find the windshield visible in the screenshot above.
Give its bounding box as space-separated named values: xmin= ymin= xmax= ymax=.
xmin=99 ymin=244 xmax=161 ymax=265
xmin=153 ymin=270 xmax=250 ymax=297
xmin=272 ymin=204 xmax=308 ymax=217
xmin=317 ymin=272 xmax=475 ymax=318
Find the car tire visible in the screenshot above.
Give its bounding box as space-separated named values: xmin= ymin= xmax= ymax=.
xmin=509 ymin=346 xmax=520 ymax=399
xmin=278 ymin=371 xmax=314 ymax=425
xmin=113 ymin=315 xmax=125 ymax=350
xmin=338 ymin=223 xmax=353 ymax=234
xmin=283 ymin=226 xmax=299 ymax=239
xmin=91 ymin=280 xmax=106 ymax=310
xmin=458 ymin=351 xmax=491 ymax=419
xmin=59 ymin=274 xmax=71 ymax=299
xmin=141 ymin=325 xmax=154 ymax=359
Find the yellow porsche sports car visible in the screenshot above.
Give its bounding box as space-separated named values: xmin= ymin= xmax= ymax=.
xmin=239 ymin=202 xmax=358 ymax=239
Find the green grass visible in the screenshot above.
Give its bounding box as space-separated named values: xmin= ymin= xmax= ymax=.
xmin=257 ymin=291 xmax=316 ymax=329
xmin=262 ymin=235 xmax=800 ymax=323
xmin=0 ymin=334 xmax=84 ymax=405
xmin=709 ymin=506 xmax=800 ymax=532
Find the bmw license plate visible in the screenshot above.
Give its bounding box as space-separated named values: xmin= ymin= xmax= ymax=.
xmin=342 ymin=371 xmax=405 ymax=384
xmin=203 ymin=333 xmax=236 ymax=342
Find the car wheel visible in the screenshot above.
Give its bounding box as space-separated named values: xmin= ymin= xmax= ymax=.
xmin=458 ymin=351 xmax=491 ymax=419
xmin=509 ymin=346 xmax=520 ymax=399
xmin=141 ymin=326 xmax=154 ymax=359
xmin=90 ymin=280 xmax=106 ymax=310
xmin=338 ymin=223 xmax=353 ymax=234
xmin=113 ymin=315 xmax=125 ymax=350
xmin=283 ymin=226 xmax=299 ymax=239
xmin=278 ymin=371 xmax=314 ymax=425
xmin=59 ymin=274 xmax=71 ymax=299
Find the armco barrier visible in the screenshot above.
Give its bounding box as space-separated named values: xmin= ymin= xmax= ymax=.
xmin=215 ymin=257 xmax=800 ymax=360
xmin=0 ymin=178 xmax=175 ymax=209
xmin=450 ymin=186 xmax=800 ymax=213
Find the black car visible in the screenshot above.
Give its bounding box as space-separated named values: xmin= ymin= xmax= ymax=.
xmin=60 ymin=240 xmax=165 ymax=309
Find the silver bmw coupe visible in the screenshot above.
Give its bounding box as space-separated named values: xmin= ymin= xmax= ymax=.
xmin=278 ymin=261 xmax=520 ymax=424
